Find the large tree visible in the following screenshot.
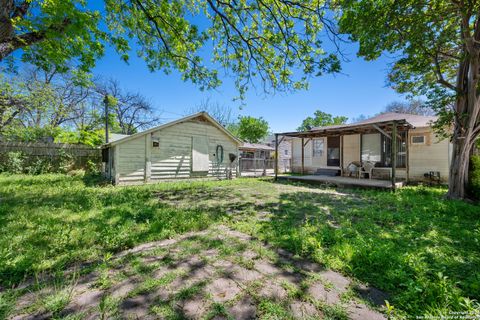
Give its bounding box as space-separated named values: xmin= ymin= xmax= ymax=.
xmin=185 ymin=99 xmax=236 ymax=127
xmin=228 ymin=116 xmax=269 ymax=143
xmin=338 ymin=0 xmax=480 ymax=199
xmin=0 ymin=0 xmax=341 ymax=100
xmin=0 ymin=73 xmax=29 ymax=132
xmin=384 ymin=100 xmax=435 ymax=116
xmin=95 ymin=79 xmax=161 ymax=135
xmin=297 ymin=110 xmax=347 ymax=131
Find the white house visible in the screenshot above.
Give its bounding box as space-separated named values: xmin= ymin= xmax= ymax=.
xmin=276 ymin=113 xmax=451 ymax=183
xmin=102 ymin=112 xmax=241 ymax=185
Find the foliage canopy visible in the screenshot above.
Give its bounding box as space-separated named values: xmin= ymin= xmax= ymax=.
xmin=1 ymin=0 xmax=341 ymax=101
xmin=297 ymin=110 xmax=347 ymax=131
xmin=228 ymin=115 xmax=269 ymax=143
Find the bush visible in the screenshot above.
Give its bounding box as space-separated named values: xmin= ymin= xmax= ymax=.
xmin=26 ymin=157 xmax=53 ymax=175
xmin=468 ymin=155 xmax=480 ymax=200
xmin=0 ymin=150 xmax=99 ymax=175
xmin=0 ymin=152 xmax=25 ymax=174
xmin=57 ymin=150 xmax=75 ymax=173
xmin=85 ymin=159 xmax=100 ymax=174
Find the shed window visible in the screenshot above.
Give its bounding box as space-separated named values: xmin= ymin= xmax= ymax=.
xmin=152 ymin=137 xmax=160 ymax=148
xmin=284 ymin=149 xmax=289 ymax=156
xmin=411 ymin=135 xmax=425 ymax=144
xmin=312 ymin=139 xmax=324 ymax=157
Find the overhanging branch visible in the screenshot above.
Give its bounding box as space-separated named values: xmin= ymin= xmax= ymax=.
xmin=0 ymin=18 xmax=70 ymax=61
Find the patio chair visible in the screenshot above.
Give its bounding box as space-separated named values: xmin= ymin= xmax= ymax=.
xmin=344 ymin=161 xmax=361 ymax=178
xmin=359 ymin=161 xmax=375 ymax=179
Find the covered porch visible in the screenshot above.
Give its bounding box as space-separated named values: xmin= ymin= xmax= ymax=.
xmin=277 ymin=175 xmax=406 ymax=189
xmin=273 ymin=118 xmax=412 ymax=190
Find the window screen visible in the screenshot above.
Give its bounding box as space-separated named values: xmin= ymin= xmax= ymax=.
xmin=312 ymin=139 xmax=324 ymax=157
xmin=361 ymin=133 xmax=381 ymax=163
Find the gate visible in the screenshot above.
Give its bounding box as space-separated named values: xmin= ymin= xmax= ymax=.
xmin=239 ymin=158 xmax=275 ymax=177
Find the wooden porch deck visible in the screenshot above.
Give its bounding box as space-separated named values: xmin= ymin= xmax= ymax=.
xmin=278 ymin=175 xmax=405 ymax=189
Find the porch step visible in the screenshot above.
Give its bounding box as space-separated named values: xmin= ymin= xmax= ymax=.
xmin=314 ymin=168 xmax=341 ymax=176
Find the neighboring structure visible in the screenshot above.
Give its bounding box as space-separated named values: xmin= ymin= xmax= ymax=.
xmin=264 ymin=135 xmax=292 ymax=173
xmin=102 ymin=112 xmax=241 ymax=185
xmin=275 ymin=113 xmax=451 ymax=183
xmin=239 ymin=142 xmax=274 ymax=159
xmin=239 ymin=142 xmax=275 ymax=176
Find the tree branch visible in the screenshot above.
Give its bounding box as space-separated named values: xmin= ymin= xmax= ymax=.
xmin=433 ymin=53 xmax=459 ymax=92
xmin=0 ymin=18 xmax=70 ymax=61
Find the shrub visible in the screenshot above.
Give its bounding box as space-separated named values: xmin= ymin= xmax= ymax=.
xmin=0 ymin=152 xmax=25 ymax=174
xmin=26 ymin=157 xmax=53 ymax=175
xmin=468 ymin=155 xmax=480 ymax=200
xmin=57 ymin=150 xmax=75 ymax=173
xmin=86 ymin=159 xmax=100 ymax=174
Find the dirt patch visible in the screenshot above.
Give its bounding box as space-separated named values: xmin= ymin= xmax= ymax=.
xmin=9 ymin=225 xmax=386 ymax=319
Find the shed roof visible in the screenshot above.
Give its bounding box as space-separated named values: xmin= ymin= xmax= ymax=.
xmin=109 ymin=133 xmax=130 ymax=143
xmin=103 ymin=112 xmax=242 ymax=147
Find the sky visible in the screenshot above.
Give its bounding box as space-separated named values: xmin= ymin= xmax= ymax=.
xmin=92 ymin=40 xmax=405 ymax=133
xmin=74 ymin=2 xmax=405 ymax=134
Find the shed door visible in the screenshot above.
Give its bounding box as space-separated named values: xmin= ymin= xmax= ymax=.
xmin=192 ymin=136 xmax=209 ymax=172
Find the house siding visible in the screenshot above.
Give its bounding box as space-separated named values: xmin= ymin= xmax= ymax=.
xmin=342 ymin=134 xmax=360 ymax=168
xmin=408 ymin=127 xmax=450 ymax=182
xmin=289 ymin=127 xmax=450 ymax=182
xmin=291 ymin=137 xmax=328 ymax=173
xmin=115 ymin=118 xmax=239 ymax=185
xmin=117 ymin=135 xmax=146 ymax=183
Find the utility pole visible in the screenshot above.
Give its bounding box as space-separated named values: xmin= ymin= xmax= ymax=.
xmin=104 ymin=95 xmax=109 ymax=144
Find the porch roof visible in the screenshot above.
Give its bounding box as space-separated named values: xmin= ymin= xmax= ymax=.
xmin=277 ymin=118 xmax=412 ymax=138
xmin=240 ymin=142 xmax=275 ymax=151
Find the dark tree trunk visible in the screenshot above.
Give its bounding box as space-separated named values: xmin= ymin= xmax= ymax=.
xmin=448 ymin=137 xmax=473 ymax=199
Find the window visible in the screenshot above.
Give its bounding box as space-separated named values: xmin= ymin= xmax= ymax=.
xmin=411 ymin=135 xmax=425 ymax=144
xmin=284 ymin=149 xmax=289 ymax=156
xmin=361 ymin=133 xmax=382 ymax=163
xmin=312 ymin=139 xmax=324 ymax=157
xmin=362 ymin=132 xmax=406 ymax=168
xmin=381 ymin=132 xmax=407 ymax=168
xmin=152 ymin=138 xmax=160 ymax=147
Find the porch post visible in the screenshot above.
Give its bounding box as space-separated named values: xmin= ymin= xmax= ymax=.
xmin=406 ymin=130 xmax=410 ymax=183
xmin=391 ymin=121 xmax=397 ymax=190
xmin=274 ymin=134 xmax=279 ymax=181
xmin=301 ymin=137 xmax=305 ymax=175
xmin=340 ymin=135 xmax=344 ymax=175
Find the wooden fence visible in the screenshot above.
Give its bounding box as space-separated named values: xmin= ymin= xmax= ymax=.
xmin=0 ymin=142 xmax=101 ymax=169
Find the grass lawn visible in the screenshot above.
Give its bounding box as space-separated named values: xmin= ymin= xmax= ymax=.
xmin=0 ymin=173 xmax=479 ymax=319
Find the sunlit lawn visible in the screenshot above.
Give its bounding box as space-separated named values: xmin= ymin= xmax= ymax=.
xmin=0 ymin=173 xmax=479 ymax=318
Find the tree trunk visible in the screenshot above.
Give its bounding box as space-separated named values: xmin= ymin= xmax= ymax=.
xmin=0 ymin=0 xmax=14 ymax=42
xmin=447 ymin=35 xmax=480 ymax=199
xmin=448 ymin=137 xmax=473 ymax=199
